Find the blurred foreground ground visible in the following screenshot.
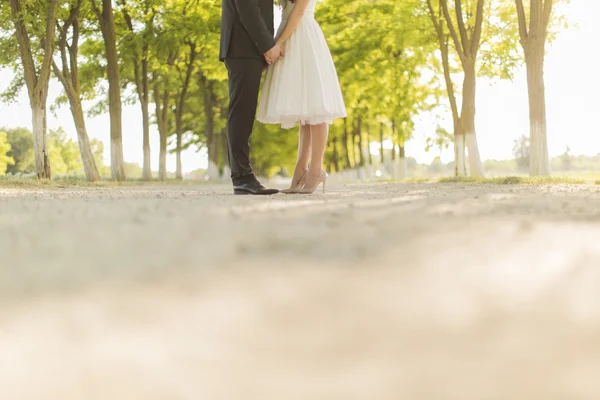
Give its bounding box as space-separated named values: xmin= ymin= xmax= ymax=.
xmin=1 ymin=182 xmax=600 ymax=399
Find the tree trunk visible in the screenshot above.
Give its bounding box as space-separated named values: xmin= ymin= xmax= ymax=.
xmin=140 ymin=55 xmax=151 ymax=181
xmin=454 ymin=133 xmax=466 ymax=177
xmin=391 ymin=119 xmax=396 ymax=162
xmin=515 ymin=0 xmax=552 ymax=176
xmin=123 ymin=4 xmax=152 ymax=181
xmin=9 ymin=0 xmax=58 ymax=179
xmin=96 ymin=0 xmax=125 ymax=181
xmin=428 ymin=0 xmax=484 ymax=177
xmin=141 ymin=97 xmax=152 ymax=180
xmin=159 ymin=124 xmax=167 ymax=180
xmin=70 ymin=100 xmax=101 ymax=181
xmin=53 ymin=8 xmax=102 ymax=182
xmin=174 ymin=97 xmax=184 ymax=181
xmin=525 ymin=41 xmax=550 ymax=176
xmin=366 ymin=124 xmax=373 ymax=166
xmin=175 ymin=115 xmax=183 ymax=180
xmin=379 ymin=122 xmax=384 ymax=164
xmin=153 ymin=83 xmax=170 ymax=181
xmin=357 ymin=116 xmax=365 ymax=167
xmin=31 ymin=102 xmax=52 ymax=179
xmin=461 ymin=63 xmax=484 ymax=177
xmin=202 ymin=80 xmax=217 ymax=166
xmin=215 ymin=130 xmax=220 ymax=172
xmin=155 ymin=102 xmax=168 ymax=181
xmin=342 ymin=119 xmax=351 ymax=169
xmin=398 ymin=144 xmax=406 ymax=179
xmin=221 ymin=127 xmax=228 ymax=175
xmin=442 ymin=44 xmax=465 ymax=177
xmin=141 ymin=39 xmax=152 ymax=181
xmin=173 ymin=45 xmax=196 ymax=181
xmin=332 ymin=136 xmax=339 ymax=172
xmin=175 ymin=98 xmax=183 ymax=180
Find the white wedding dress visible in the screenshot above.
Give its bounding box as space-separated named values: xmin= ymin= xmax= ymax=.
xmin=257 ymin=0 xmax=347 ymax=129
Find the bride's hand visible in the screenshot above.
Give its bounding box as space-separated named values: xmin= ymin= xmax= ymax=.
xmin=276 ymin=41 xmax=285 ymax=59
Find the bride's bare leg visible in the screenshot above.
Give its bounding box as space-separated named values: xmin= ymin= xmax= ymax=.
xmin=291 ymin=124 xmax=311 ymax=185
xmin=307 ymin=123 xmax=329 ymax=179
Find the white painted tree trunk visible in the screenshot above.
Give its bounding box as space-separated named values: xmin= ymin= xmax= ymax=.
xmin=141 ymin=101 xmax=152 ymax=181
xmin=221 ymin=165 xmax=231 ymax=182
xmin=158 ymin=131 xmax=167 ymax=181
xmin=455 ymin=134 xmax=466 ymax=177
xmin=357 ymin=167 xmax=367 ymax=181
xmin=525 ymin=41 xmax=550 ymax=176
xmin=529 ymin=119 xmax=549 ymax=176
xmin=465 ymin=132 xmax=484 ymax=177
xmin=460 ymin=64 xmax=484 ymax=178
xmin=398 ymin=157 xmax=407 ymax=179
xmin=208 ymin=161 xmax=219 ymax=180
xmin=31 ymin=103 xmax=51 ymax=179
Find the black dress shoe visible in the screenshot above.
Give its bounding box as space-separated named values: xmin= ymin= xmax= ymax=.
xmin=233 ymin=181 xmax=279 ymax=195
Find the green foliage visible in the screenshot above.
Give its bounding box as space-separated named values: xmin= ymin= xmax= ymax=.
xmin=425 ymin=125 xmax=453 ymax=155
xmin=48 ymin=128 xmax=83 ymax=175
xmin=0 ymin=127 xmax=111 ymax=178
xmin=90 ymin=138 xmax=111 ymax=177
xmin=0 ymin=131 xmax=15 ymax=175
xmin=124 ymin=162 xmax=143 ymax=179
xmin=251 ymin=123 xmax=299 ymax=177
xmin=2 ymin=127 xmax=35 ymax=174
xmin=0 ymin=0 xmax=60 ymax=100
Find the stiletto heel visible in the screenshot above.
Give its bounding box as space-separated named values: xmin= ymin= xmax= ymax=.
xmin=298 ymin=170 xmax=328 ymax=194
xmin=281 ymin=170 xmax=307 ymax=194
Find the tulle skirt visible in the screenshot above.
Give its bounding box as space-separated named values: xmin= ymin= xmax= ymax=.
xmin=257 ymin=14 xmax=347 ymax=129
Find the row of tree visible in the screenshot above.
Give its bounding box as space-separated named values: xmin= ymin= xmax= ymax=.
xmin=0 ymin=0 xmax=565 ymax=182
xmin=1 ymin=0 xmax=225 ymax=181
xmin=318 ymin=0 xmax=563 ymax=178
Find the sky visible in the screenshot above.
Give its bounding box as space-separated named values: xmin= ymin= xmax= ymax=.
xmin=0 ymin=0 xmax=597 ymax=172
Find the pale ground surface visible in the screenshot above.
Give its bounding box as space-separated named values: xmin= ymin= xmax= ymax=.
xmin=2 ymin=181 xmax=600 ymax=399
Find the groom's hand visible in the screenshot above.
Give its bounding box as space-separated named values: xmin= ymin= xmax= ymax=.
xmin=264 ymin=43 xmax=283 ymax=65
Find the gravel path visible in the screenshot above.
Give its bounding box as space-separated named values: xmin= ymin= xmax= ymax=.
xmin=1 ymin=182 xmax=600 ymax=399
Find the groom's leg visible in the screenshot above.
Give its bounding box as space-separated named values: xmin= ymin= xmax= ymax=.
xmin=224 ymin=58 xmax=264 ymax=185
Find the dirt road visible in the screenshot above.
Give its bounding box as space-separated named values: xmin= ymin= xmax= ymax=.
xmin=1 ymin=182 xmax=600 ymax=399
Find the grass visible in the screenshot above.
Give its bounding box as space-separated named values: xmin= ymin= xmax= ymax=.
xmin=399 ymin=177 xmax=433 ymax=184
xmin=374 ymin=175 xmax=593 ymax=185
xmin=0 ymin=176 xmax=210 ymax=189
xmin=438 ymin=176 xmax=588 ymax=185
xmin=370 ymin=177 xmax=432 ymax=184
xmin=2 ymin=174 xmax=597 ymax=189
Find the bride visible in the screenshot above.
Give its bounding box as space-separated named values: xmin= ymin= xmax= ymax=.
xmin=257 ymin=0 xmax=346 ymax=194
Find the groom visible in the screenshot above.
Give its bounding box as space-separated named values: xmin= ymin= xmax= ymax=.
xmin=220 ymin=0 xmax=283 ymax=195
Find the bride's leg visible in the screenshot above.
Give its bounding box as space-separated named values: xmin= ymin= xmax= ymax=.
xmin=291 ymin=124 xmax=311 ymax=185
xmin=307 ymin=123 xmax=329 ymax=179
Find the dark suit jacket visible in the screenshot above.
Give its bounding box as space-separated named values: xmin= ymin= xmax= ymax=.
xmin=220 ymin=0 xmax=276 ymax=61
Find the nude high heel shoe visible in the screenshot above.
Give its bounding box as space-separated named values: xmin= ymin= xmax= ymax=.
xmin=281 ymin=170 xmax=307 ymax=194
xmin=298 ymin=170 xmax=328 ymax=194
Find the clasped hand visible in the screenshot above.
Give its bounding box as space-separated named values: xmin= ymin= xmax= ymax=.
xmin=264 ymin=42 xmax=284 ymax=66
